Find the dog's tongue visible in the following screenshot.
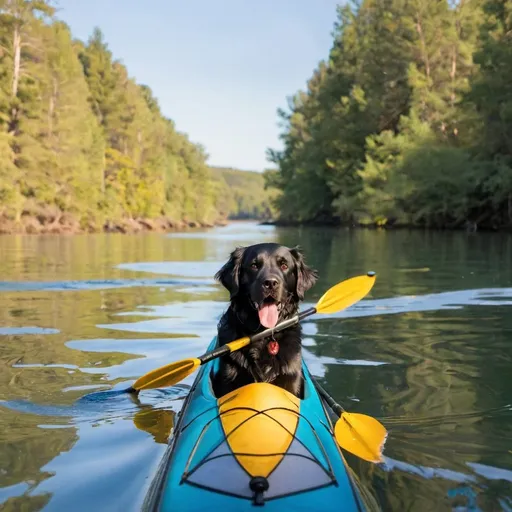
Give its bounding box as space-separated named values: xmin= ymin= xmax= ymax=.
xmin=258 ymin=303 xmax=279 ymax=328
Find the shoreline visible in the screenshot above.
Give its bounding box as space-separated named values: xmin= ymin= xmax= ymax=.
xmin=259 ymin=219 xmax=509 ymax=234
xmin=0 ymin=216 xmax=230 ymax=236
xmin=3 ymin=216 xmax=508 ymax=236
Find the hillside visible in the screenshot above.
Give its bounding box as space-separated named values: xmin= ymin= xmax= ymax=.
xmin=0 ymin=2 xmax=245 ymax=235
xmin=210 ymin=167 xmax=278 ymax=221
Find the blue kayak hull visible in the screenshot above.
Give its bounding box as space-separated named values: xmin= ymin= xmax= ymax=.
xmin=143 ymin=337 xmax=366 ymax=511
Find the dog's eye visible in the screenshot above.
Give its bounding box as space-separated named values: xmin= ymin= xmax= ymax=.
xmin=280 ymin=263 xmax=288 ymax=271
xmin=250 ymin=262 xmax=258 ymax=270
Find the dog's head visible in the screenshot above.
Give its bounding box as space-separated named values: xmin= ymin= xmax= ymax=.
xmin=215 ymin=243 xmax=318 ymax=328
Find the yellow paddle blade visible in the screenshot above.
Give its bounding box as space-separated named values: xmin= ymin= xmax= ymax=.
xmin=316 ymin=273 xmax=376 ymax=315
xmin=334 ymin=412 xmax=387 ymax=463
xmin=132 ymin=358 xmax=201 ymax=391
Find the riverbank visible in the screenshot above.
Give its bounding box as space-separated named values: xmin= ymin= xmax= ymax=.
xmin=2 ymin=215 xmax=495 ymax=236
xmin=0 ymin=216 xmax=229 ymax=236
xmin=260 ymin=219 xmax=489 ymax=233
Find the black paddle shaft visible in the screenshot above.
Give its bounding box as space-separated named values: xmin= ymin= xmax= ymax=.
xmin=312 ymin=377 xmax=344 ymax=418
xmin=198 ymin=306 xmax=317 ymax=365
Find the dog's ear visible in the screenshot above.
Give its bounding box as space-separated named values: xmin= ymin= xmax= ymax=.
xmin=290 ymin=246 xmax=318 ymax=300
xmin=215 ymin=246 xmax=246 ymax=298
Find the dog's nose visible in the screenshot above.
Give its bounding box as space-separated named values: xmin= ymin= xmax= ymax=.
xmin=263 ymin=278 xmax=279 ymax=290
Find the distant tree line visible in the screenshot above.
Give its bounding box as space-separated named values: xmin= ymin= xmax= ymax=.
xmin=265 ymin=0 xmax=512 ymax=231
xmin=211 ymin=167 xmax=277 ymax=221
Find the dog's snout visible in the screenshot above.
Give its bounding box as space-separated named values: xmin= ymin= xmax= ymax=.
xmin=263 ymin=278 xmax=279 ymax=290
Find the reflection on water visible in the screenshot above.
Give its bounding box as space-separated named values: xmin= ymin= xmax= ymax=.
xmin=0 ymin=222 xmax=511 ymax=511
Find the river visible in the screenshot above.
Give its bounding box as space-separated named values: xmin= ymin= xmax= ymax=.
xmin=0 ymin=222 xmax=511 ymax=511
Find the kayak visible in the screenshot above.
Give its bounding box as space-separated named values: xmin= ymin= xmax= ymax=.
xmin=142 ymin=336 xmax=367 ymax=511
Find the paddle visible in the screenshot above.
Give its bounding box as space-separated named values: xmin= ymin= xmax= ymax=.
xmin=126 ymin=271 xmax=377 ymax=393
xmin=313 ymin=378 xmax=387 ymax=463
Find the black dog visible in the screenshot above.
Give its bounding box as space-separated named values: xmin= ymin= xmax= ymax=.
xmin=211 ymin=243 xmax=317 ymax=398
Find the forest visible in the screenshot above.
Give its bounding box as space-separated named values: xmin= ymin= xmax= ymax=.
xmin=265 ymin=0 xmax=512 ymax=231
xmin=211 ymin=167 xmax=277 ymax=221
xmin=0 ymin=1 xmax=270 ymax=235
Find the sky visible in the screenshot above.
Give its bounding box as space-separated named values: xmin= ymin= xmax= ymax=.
xmin=54 ymin=0 xmax=342 ymax=172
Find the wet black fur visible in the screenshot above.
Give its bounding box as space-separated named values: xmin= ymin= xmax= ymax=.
xmin=211 ymin=243 xmax=318 ymax=398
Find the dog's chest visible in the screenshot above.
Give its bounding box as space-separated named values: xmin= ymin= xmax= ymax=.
xmin=233 ymin=336 xmax=299 ymax=381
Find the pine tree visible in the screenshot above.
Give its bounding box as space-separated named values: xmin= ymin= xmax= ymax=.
xmin=468 ymin=0 xmax=512 ymax=226
xmin=37 ymin=21 xmax=104 ymax=228
xmin=355 ymin=0 xmax=484 ymax=227
xmin=0 ymin=0 xmax=55 ymax=222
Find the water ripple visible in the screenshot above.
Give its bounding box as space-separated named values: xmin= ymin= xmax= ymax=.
xmin=0 ymin=277 xmax=214 ymax=292
xmin=116 ymin=261 xmax=223 ymax=277
xmin=0 ymin=326 xmax=59 ymax=335
xmin=302 ymin=287 xmax=512 ymax=321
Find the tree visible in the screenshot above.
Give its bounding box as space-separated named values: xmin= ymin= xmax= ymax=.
xmin=267 ymin=0 xmax=499 ymax=230
xmin=467 ymin=0 xmax=512 ymax=226
xmin=0 ymin=0 xmax=55 ymax=222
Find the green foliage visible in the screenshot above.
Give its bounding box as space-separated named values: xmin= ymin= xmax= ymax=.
xmin=466 ymin=0 xmax=512 ymax=226
xmin=268 ymin=0 xmax=512 ymax=230
xmin=0 ymin=6 xmax=238 ymax=232
xmin=210 ymin=167 xmax=277 ymax=220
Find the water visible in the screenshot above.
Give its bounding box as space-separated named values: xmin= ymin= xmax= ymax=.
xmin=0 ymin=222 xmax=511 ymax=511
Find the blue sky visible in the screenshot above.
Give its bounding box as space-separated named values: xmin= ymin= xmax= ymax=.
xmin=55 ymin=0 xmax=341 ymax=171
